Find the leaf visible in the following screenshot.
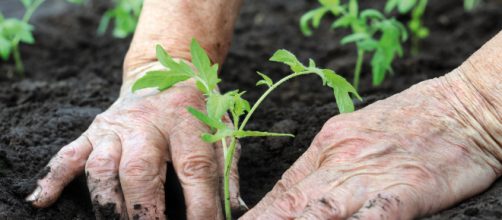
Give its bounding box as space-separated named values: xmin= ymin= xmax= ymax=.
xmin=231 ymin=92 xmax=251 ymax=117
xmin=20 ymin=0 xmax=33 ymax=8
xmin=187 ymin=107 xmax=226 ymax=129
xmin=385 ymin=0 xmax=399 ymax=13
xmin=398 ymin=0 xmax=417 ymax=13
xmin=361 ymin=9 xmax=384 ymax=21
xmin=190 ymin=39 xmax=220 ymax=92
xmin=132 ymin=70 xmax=190 ymax=92
xmin=201 ymin=128 xmax=233 ymax=143
xmin=97 ymin=12 xmax=112 ymax=35
xmin=269 ymin=49 xmax=305 ymax=73
xmin=155 ymin=45 xmax=195 ymax=76
xmin=0 ymin=36 xmax=11 ymax=60
xmin=322 ymin=69 xmax=361 ymax=113
xmin=256 ymin=71 xmax=273 ymax=87
xmin=207 ymin=93 xmax=234 ymax=120
xmin=233 ymin=130 xmax=294 ymax=138
xmin=340 ymin=32 xmax=369 ymax=45
xmin=331 ymin=15 xmax=353 ymax=29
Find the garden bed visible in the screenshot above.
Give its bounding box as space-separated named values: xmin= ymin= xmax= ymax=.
xmin=1 ymin=0 xmax=502 ymax=219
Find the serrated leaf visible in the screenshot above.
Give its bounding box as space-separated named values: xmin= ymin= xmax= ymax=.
xmin=233 ymin=130 xmax=294 ymax=138
xmin=232 ymin=92 xmax=250 ymax=117
xmin=256 ymin=71 xmax=273 ymax=87
xmin=269 ymin=49 xmax=306 ymax=73
xmin=187 ymin=107 xmax=226 ymax=129
xmin=155 ymin=45 xmax=195 ymax=76
xmin=132 ymin=70 xmax=190 ymax=92
xmin=190 ymin=39 xmax=220 ymax=92
xmin=322 ymin=69 xmax=361 ymax=113
xmin=207 ymin=93 xmax=234 ymax=120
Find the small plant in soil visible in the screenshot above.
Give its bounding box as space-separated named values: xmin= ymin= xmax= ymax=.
xmin=97 ymin=0 xmax=142 ymax=38
xmin=464 ymin=0 xmax=482 ymax=11
xmin=0 ymin=0 xmax=44 ymax=75
xmin=132 ymin=39 xmax=361 ymax=220
xmin=385 ymin=0 xmax=429 ymax=55
xmin=300 ymin=0 xmax=408 ymax=89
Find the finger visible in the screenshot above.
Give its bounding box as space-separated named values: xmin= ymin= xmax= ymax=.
xmin=170 ymin=116 xmax=222 ymax=220
xmin=26 ymin=135 xmax=93 ymax=207
xmin=348 ymin=189 xmax=418 ymax=220
xmin=85 ymin=133 xmax=127 ymax=219
xmin=119 ymin=132 xmax=168 ymax=220
xmin=242 ymin=141 xmax=320 ymax=218
xmin=214 ymin=135 xmax=247 ymax=215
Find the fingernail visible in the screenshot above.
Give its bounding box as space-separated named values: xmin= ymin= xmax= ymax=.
xmin=26 ymin=186 xmax=42 ymax=202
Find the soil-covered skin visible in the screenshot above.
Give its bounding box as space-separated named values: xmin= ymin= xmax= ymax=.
xmin=0 ymin=0 xmax=501 ymax=219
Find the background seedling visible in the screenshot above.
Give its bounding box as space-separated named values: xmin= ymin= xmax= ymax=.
xmin=132 ymin=39 xmax=361 ymax=220
xmin=464 ymin=0 xmax=481 ymax=11
xmin=0 ymin=0 xmax=44 ymax=75
xmin=97 ymin=0 xmax=142 ymax=38
xmin=301 ymin=0 xmax=408 ymax=89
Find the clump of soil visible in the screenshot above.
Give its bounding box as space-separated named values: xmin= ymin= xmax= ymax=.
xmin=0 ymin=0 xmax=501 ymax=219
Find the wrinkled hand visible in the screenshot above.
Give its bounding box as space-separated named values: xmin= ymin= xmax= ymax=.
xmin=26 ymin=63 xmax=243 ymax=219
xmin=241 ymin=70 xmax=502 ymax=219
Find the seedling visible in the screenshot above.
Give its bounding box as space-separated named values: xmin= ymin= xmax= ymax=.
xmin=385 ymin=0 xmax=429 ymax=55
xmin=301 ymin=0 xmax=408 ymax=89
xmin=132 ymin=39 xmax=361 ymax=220
xmin=0 ymin=0 xmax=44 ymax=75
xmin=97 ymin=0 xmax=142 ymax=38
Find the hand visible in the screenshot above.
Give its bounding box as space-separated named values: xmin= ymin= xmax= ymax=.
xmin=26 ymin=63 xmax=244 ymax=219
xmin=241 ymin=69 xmax=502 ymax=219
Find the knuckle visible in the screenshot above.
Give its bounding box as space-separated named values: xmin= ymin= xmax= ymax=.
xmin=120 ymin=158 xmax=159 ymax=181
xmin=178 ymin=154 xmax=218 ymax=183
xmin=305 ymin=196 xmax=343 ymax=217
xmin=86 ymin=154 xmax=119 ymax=176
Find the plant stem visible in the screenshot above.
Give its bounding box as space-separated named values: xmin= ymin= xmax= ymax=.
xmin=353 ymin=49 xmax=364 ymax=89
xmin=12 ymin=45 xmax=24 ymax=76
xmin=238 ymin=71 xmax=311 ymax=131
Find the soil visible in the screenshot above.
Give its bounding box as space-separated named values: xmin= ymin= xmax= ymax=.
xmin=0 ymin=0 xmax=501 ymax=219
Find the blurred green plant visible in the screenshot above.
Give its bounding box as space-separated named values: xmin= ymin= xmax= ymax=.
xmin=0 ymin=0 xmax=44 ymax=75
xmin=300 ymin=0 xmax=408 ymax=89
xmin=464 ymin=0 xmax=481 ymax=11
xmin=132 ymin=39 xmax=361 ymax=220
xmin=385 ymin=0 xmax=429 ymax=55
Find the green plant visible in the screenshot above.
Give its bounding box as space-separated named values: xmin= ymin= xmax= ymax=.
xmin=97 ymin=0 xmax=143 ymax=38
xmin=464 ymin=0 xmax=481 ymax=11
xmin=385 ymin=0 xmax=429 ymax=55
xmin=300 ymin=0 xmax=408 ymax=89
xmin=132 ymin=39 xmax=361 ymax=220
xmin=0 ymin=0 xmax=44 ymax=75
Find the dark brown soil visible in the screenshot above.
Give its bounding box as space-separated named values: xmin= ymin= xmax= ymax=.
xmin=0 ymin=0 xmax=501 ymax=219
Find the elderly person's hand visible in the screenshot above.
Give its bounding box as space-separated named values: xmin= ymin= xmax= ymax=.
xmin=241 ymin=32 xmax=502 ymax=220
xmin=26 ymin=0 xmax=244 ymax=219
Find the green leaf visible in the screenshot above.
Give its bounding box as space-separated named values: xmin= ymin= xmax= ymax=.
xmin=269 ymin=49 xmax=305 ymax=73
xmin=207 ymin=93 xmax=234 ymax=120
xmin=20 ymin=0 xmax=33 ymax=8
xmin=361 ymin=9 xmax=384 ymax=21
xmin=385 ymin=0 xmax=399 ymax=13
xmin=131 ymin=70 xmax=190 ymax=92
xmin=155 ymin=45 xmax=195 ymax=75
xmin=348 ymin=0 xmax=359 ymax=17
xmin=256 ymin=71 xmax=273 ymax=87
xmin=0 ymin=36 xmax=11 ymax=60
xmin=233 ymin=130 xmax=294 ymax=138
xmin=230 ymin=91 xmax=250 ymax=117
xmin=331 ymin=15 xmax=353 ymax=29
xmin=201 ymin=128 xmax=233 ymax=143
xmin=322 ymin=69 xmax=361 ymax=113
xmin=187 ymin=107 xmax=226 ymax=129
xmin=190 ymin=39 xmax=220 ymax=92
xmin=398 ymin=0 xmax=417 ymax=13
xmin=66 ymin=0 xmax=85 ymax=4
xmin=341 ymin=32 xmax=369 ymax=45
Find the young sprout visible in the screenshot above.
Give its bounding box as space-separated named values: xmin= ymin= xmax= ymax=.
xmin=132 ymin=39 xmax=361 ymax=220
xmin=0 ymin=0 xmax=44 ymax=75
xmin=97 ymin=0 xmax=143 ymax=38
xmin=301 ymin=0 xmax=408 ymax=89
xmin=385 ymin=0 xmax=429 ymax=55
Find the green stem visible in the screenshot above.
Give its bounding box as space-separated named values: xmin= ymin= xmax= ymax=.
xmin=353 ymin=49 xmax=364 ymax=89
xmin=238 ymin=71 xmax=311 ymax=131
xmin=223 ymin=137 xmax=237 ymax=220
xmin=12 ymin=45 xmax=24 ymax=76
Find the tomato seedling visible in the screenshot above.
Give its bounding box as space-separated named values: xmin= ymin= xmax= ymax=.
xmin=132 ymin=39 xmax=361 ymax=220
xmin=97 ymin=0 xmax=142 ymax=38
xmin=301 ymin=0 xmax=408 ymax=89
xmin=0 ymin=0 xmax=44 ymax=75
xmin=385 ymin=0 xmax=428 ymax=55
xmin=464 ymin=0 xmax=481 ymax=11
